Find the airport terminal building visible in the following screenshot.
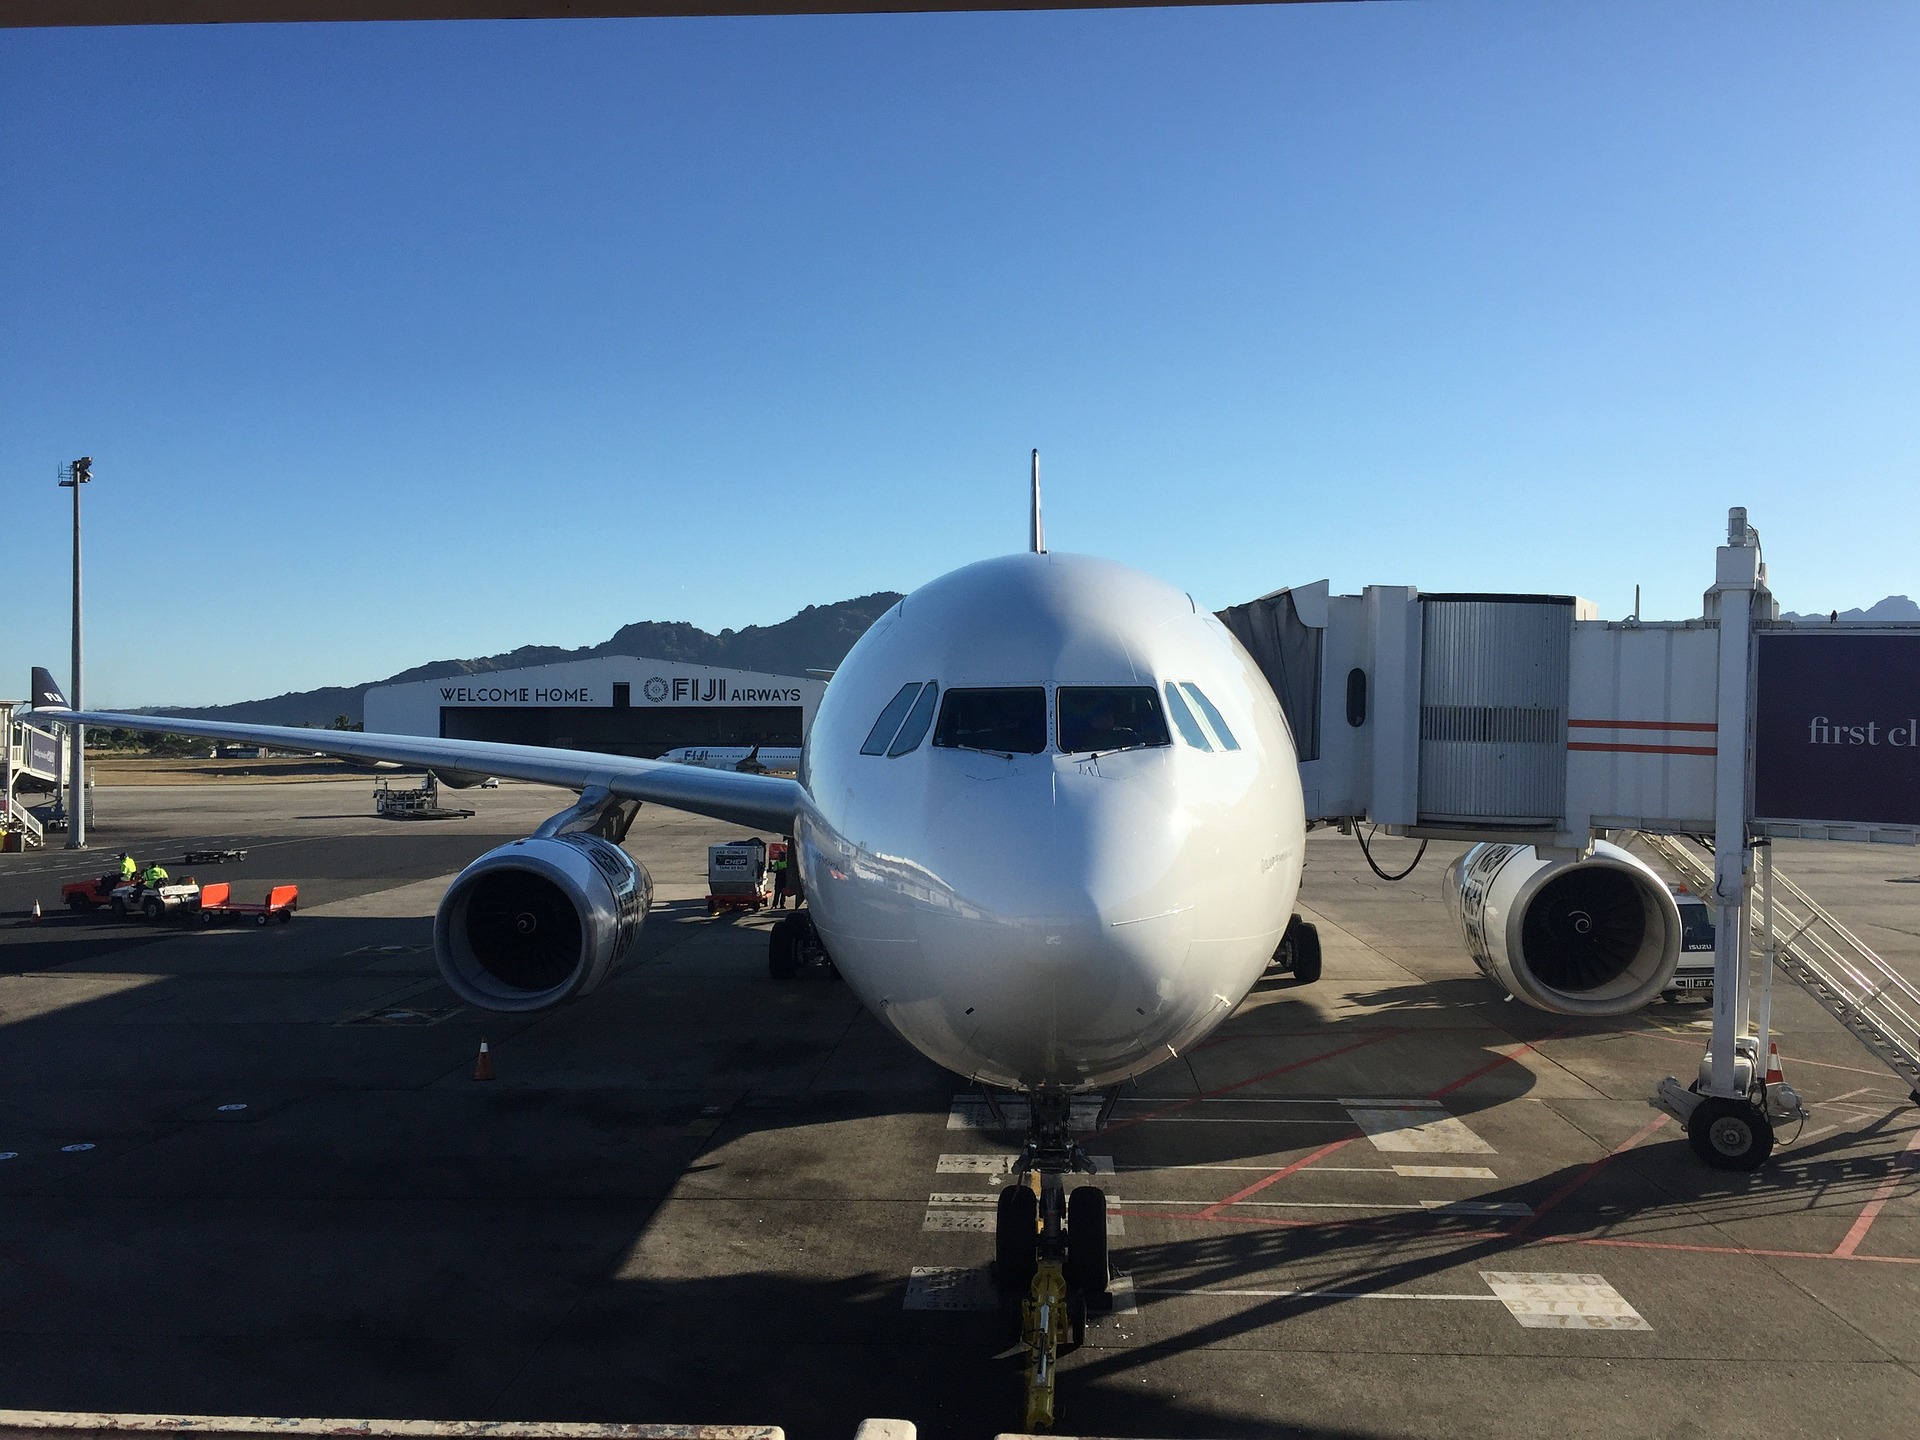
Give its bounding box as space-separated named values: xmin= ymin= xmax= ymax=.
xmin=363 ymin=656 xmax=827 ymax=759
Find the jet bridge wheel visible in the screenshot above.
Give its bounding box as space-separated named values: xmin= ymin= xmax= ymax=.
xmin=1687 ymin=1095 xmax=1775 ymax=1170
xmin=995 ymin=1182 xmax=1038 ymax=1295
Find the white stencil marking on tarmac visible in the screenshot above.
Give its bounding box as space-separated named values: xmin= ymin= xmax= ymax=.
xmin=904 ymin=1266 xmax=997 ymax=1311
xmin=1345 ymin=1106 xmax=1495 ymax=1154
xmin=928 ymin=1192 xmax=998 ymax=1207
xmin=938 ymin=1153 xmax=1017 ymax=1173
xmin=1480 ymin=1272 xmax=1651 ymax=1330
xmin=1395 ymin=1164 xmax=1498 ymax=1178
xmin=922 ymin=1210 xmax=993 ymax=1232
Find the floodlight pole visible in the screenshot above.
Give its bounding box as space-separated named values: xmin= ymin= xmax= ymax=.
xmin=59 ymin=457 xmax=91 ymax=849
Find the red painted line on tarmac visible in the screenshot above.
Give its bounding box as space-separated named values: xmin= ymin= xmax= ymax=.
xmin=1099 ymin=1029 xmax=1403 ymax=1136
xmin=1427 ymin=1031 xmax=1566 ymax=1099
xmin=1833 ymin=1126 xmax=1920 ymax=1258
xmin=1197 ymin=1138 xmax=1359 ymax=1219
xmin=1506 ymin=1114 xmax=1670 ymax=1237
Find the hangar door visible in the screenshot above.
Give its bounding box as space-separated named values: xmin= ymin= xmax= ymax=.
xmin=441 ymin=705 xmax=803 ymax=759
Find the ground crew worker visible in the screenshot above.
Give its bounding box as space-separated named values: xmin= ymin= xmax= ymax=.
xmin=119 ymin=852 xmax=138 ymax=883
xmin=770 ymin=844 xmax=790 ymax=909
xmin=139 ymin=861 xmax=169 ymax=894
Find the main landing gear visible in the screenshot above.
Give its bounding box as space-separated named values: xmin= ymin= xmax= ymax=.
xmin=1271 ymin=913 xmax=1322 ymax=985
xmin=767 ymin=908 xmax=835 ymax=980
xmin=991 ymin=1087 xmax=1113 ymax=1431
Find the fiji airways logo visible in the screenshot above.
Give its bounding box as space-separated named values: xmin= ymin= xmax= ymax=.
xmin=647 ymin=676 xmax=802 ymax=704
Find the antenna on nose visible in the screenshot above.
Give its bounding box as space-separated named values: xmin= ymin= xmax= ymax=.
xmin=1029 ymin=449 xmax=1046 ymax=554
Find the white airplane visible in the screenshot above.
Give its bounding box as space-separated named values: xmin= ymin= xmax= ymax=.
xmin=659 ymin=743 xmax=802 ymax=775
xmin=34 ymin=467 xmax=1308 ymax=1329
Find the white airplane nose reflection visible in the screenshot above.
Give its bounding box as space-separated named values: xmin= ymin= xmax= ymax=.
xmin=871 ymin=751 xmax=1213 ymax=1090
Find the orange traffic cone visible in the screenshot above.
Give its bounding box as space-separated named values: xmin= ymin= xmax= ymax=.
xmin=1764 ymin=1042 xmax=1785 ymax=1086
xmin=472 ymin=1040 xmax=494 ymax=1082
xmin=30 ymin=899 xmax=42 ymax=925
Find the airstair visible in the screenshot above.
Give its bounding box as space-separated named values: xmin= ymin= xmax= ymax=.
xmin=1636 ymin=831 xmax=1920 ymax=1101
xmin=3 ymin=795 xmax=44 ymax=850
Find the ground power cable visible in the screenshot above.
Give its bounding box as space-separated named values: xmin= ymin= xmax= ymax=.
xmin=1356 ymin=824 xmax=1427 ymax=882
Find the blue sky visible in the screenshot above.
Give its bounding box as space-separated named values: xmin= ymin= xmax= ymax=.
xmin=4 ymin=2 xmax=1916 ymax=707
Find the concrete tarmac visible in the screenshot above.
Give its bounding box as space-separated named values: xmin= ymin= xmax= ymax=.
xmin=2 ymin=783 xmax=1918 ymax=1439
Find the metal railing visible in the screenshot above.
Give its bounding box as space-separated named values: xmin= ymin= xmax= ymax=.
xmin=4 ymin=794 xmax=44 ymax=850
xmin=1635 ymin=831 xmax=1920 ymax=1099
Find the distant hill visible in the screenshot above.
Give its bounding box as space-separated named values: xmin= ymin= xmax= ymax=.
xmin=148 ymin=591 xmax=904 ymax=729
xmin=1779 ymin=595 xmax=1920 ymax=624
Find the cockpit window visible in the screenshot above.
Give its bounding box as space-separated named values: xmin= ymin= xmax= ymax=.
xmin=1163 ymin=682 xmax=1212 ymax=751
xmin=934 ymin=687 xmax=1047 ymax=754
xmin=888 ymin=681 xmax=940 ymax=756
xmin=1180 ymin=682 xmax=1241 ymax=751
xmin=861 ymin=683 xmax=924 ymax=756
xmin=1058 ymin=687 xmax=1171 ymax=754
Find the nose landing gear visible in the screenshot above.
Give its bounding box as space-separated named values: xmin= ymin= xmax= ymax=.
xmin=991 ymin=1087 xmax=1112 ymax=1430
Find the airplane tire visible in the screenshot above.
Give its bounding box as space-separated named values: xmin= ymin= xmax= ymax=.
xmin=995 ymin=1183 xmax=1038 ymax=1295
xmin=1291 ymin=923 xmax=1322 ymax=985
xmin=1066 ymin=1184 xmax=1109 ymax=1297
xmin=768 ymin=917 xmax=801 ymax=980
xmin=1687 ymin=1095 xmax=1774 ymax=1171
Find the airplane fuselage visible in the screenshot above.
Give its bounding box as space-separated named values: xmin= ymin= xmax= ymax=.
xmin=795 ymin=553 xmax=1306 ymax=1092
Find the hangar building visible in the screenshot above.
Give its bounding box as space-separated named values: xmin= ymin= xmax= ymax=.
xmin=363 ymin=657 xmax=827 ymax=759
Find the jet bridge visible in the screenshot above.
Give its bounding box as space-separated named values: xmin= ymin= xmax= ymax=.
xmin=1222 ymin=507 xmax=1920 ymax=1168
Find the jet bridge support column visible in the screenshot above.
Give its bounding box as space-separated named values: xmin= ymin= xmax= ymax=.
xmin=1654 ymin=509 xmax=1786 ymax=1168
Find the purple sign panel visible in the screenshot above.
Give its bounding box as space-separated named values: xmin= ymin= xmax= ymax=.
xmin=1754 ymin=632 xmax=1920 ymax=827
xmin=26 ymin=728 xmax=59 ymax=779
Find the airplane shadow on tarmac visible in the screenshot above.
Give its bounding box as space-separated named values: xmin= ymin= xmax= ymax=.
xmin=3 ymin=891 xmax=1918 ymax=1440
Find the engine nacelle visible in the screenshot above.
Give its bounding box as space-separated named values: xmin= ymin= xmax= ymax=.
xmin=1444 ymin=838 xmax=1681 ymax=1016
xmin=434 ymin=833 xmax=652 ymax=1012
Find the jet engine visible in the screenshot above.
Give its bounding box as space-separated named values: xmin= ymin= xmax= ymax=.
xmin=1444 ymin=838 xmax=1682 ymax=1016
xmin=434 ymin=833 xmax=652 ymax=1012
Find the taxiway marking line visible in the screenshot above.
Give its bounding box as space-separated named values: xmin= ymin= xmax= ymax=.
xmin=1198 ymin=1138 xmax=1357 ymax=1218
xmin=1427 ymin=1032 xmax=1566 ymax=1099
xmin=1542 ymin=1234 xmax=1920 ymax=1264
xmin=1507 ymin=1114 xmax=1668 ymax=1238
xmin=1833 ymin=1125 xmax=1920 ymax=1259
xmin=1639 ymin=1029 xmax=1900 ymax=1079
xmin=1099 ymin=1029 xmax=1403 ymax=1136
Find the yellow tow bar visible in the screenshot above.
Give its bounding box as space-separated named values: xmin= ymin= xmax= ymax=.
xmin=1022 ymin=1258 xmax=1072 ymax=1431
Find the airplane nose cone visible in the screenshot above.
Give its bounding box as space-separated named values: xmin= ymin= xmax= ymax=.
xmin=900 ymin=752 xmax=1209 ymax=1087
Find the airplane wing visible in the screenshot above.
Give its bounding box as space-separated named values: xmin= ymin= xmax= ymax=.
xmin=46 ymin=708 xmax=805 ymax=834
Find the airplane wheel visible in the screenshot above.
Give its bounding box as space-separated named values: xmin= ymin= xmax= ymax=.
xmin=768 ymin=917 xmax=801 ymax=980
xmin=996 ymin=1182 xmax=1038 ymax=1295
xmin=1066 ymin=1184 xmax=1109 ymax=1297
xmin=1291 ymin=923 xmax=1322 ymax=985
xmin=1687 ymin=1096 xmax=1774 ymax=1171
